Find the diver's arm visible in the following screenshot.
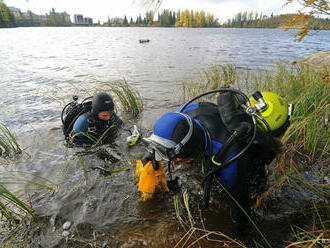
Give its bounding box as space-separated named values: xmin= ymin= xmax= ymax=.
xmin=72 ymin=115 xmax=89 ymax=142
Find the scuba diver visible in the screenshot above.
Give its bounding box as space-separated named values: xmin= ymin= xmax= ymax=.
xmin=62 ymin=92 xmax=123 ymax=145
xmin=136 ymin=87 xmax=293 ymax=230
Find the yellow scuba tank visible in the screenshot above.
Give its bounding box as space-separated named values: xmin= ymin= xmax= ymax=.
xmin=249 ymin=92 xmax=289 ymax=132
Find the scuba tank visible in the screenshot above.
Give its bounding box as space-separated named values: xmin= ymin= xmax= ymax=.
xmin=61 ymin=95 xmax=93 ymax=140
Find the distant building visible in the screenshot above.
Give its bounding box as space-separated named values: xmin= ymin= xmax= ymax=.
xmin=83 ymin=17 xmax=93 ymax=25
xmin=110 ymin=18 xmax=123 ymax=25
xmin=74 ymin=14 xmax=93 ymax=25
xmin=8 ymin=6 xmax=21 ymax=19
xmin=74 ymin=14 xmax=84 ymax=24
xmin=60 ymin=12 xmax=71 ymax=23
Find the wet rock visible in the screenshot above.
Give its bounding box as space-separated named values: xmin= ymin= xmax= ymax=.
xmin=62 ymin=221 xmax=71 ymax=230
xmin=62 ymin=230 xmax=70 ymax=238
xmin=292 ymin=51 xmax=330 ymax=70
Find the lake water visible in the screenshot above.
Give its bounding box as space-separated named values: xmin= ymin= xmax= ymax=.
xmin=0 ymin=27 xmax=329 ymax=247
xmin=1 ymin=27 xmax=329 ymax=135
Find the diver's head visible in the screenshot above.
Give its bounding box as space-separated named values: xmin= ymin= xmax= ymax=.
xmin=92 ymin=92 xmax=114 ymax=120
xmin=145 ymin=112 xmax=205 ymax=161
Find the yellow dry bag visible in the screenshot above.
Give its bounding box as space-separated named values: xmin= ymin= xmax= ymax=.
xmin=136 ymin=159 xmax=169 ymax=201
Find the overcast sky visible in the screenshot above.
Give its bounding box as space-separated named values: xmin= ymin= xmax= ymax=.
xmin=4 ymin=0 xmax=301 ymax=23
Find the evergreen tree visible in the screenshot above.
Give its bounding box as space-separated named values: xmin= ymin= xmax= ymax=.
xmin=123 ymin=15 xmax=128 ymax=26
xmin=0 ymin=0 xmax=16 ymax=28
xmin=138 ymin=14 xmax=142 ymax=24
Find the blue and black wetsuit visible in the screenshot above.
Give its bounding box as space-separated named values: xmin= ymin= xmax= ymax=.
xmin=70 ymin=92 xmax=123 ymax=144
xmin=72 ymin=112 xmax=123 ymax=144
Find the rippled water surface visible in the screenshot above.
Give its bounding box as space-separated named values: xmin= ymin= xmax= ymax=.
xmin=0 ymin=27 xmax=329 ymax=247
xmin=1 ymin=27 xmax=329 ymax=134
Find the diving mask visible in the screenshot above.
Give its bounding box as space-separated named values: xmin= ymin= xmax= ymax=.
xmin=143 ymin=134 xmax=178 ymax=161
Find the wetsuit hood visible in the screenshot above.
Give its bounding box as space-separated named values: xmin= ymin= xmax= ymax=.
xmin=91 ymin=92 xmax=114 ymax=118
xmin=146 ymin=112 xmax=205 ymax=159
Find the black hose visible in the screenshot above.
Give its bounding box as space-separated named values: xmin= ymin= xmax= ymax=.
xmin=179 ymin=88 xmax=250 ymax=113
xmin=61 ymin=101 xmax=74 ymax=124
xmin=202 ymin=122 xmax=257 ymax=182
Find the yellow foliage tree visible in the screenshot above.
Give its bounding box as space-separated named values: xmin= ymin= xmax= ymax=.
xmin=285 ymin=0 xmax=330 ymax=41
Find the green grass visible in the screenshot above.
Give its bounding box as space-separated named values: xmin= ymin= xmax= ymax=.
xmin=0 ymin=123 xmax=23 ymax=157
xmin=0 ymin=184 xmax=35 ymax=222
xmin=99 ymin=80 xmax=144 ymax=117
xmin=180 ymin=63 xmax=329 ymax=160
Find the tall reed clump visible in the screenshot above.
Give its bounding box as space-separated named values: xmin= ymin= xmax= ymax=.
xmin=180 ymin=63 xmax=329 ymax=162
xmin=0 ymin=123 xmax=23 ymax=157
xmin=179 ymin=64 xmax=238 ymax=102
xmin=99 ymin=80 xmax=144 ymax=117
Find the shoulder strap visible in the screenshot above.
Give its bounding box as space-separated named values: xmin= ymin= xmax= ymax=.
xmin=85 ymin=112 xmax=97 ymax=133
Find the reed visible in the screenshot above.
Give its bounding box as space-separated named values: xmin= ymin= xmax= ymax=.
xmin=99 ymin=80 xmax=144 ymax=117
xmin=173 ymin=191 xmax=248 ymax=248
xmin=180 ymin=63 xmax=329 ymax=160
xmin=0 ymin=123 xmax=23 ymax=157
xmin=285 ymin=202 xmax=329 ymax=248
xmin=179 ymin=64 xmax=238 ymax=102
xmin=0 ymin=184 xmax=34 ymax=222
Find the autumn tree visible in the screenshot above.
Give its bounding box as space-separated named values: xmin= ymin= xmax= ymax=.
xmin=285 ymin=0 xmax=330 ymax=41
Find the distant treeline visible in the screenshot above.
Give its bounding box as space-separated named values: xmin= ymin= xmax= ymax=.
xmin=221 ymin=11 xmax=330 ymax=30
xmin=0 ymin=0 xmax=16 ymax=28
xmin=1 ymin=0 xmax=330 ymax=30
xmin=105 ymin=9 xmax=219 ymax=27
xmin=111 ymin=9 xmax=330 ymax=30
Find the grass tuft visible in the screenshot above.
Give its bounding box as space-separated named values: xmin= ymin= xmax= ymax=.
xmin=0 ymin=123 xmax=23 ymax=157
xmin=99 ymin=80 xmax=144 ymax=117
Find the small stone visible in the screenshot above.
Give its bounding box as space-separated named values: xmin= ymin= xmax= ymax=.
xmin=62 ymin=230 xmax=70 ymax=238
xmin=62 ymin=221 xmax=71 ymax=230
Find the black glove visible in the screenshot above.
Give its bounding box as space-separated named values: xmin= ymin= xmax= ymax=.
xmin=141 ymin=149 xmax=159 ymax=170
